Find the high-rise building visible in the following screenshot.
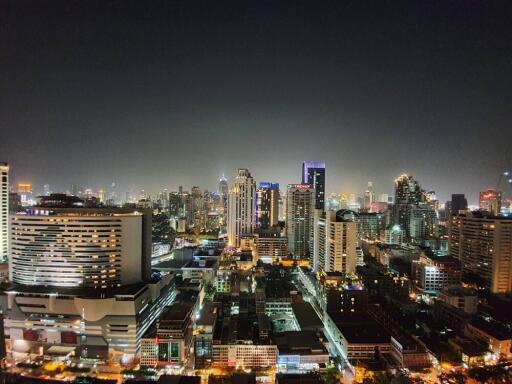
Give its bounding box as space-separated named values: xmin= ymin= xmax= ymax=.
xmin=393 ymin=174 xmax=422 ymax=237
xmin=408 ymin=206 xmax=439 ymax=243
xmin=227 ymin=169 xmax=256 ymax=247
xmin=312 ymin=210 xmax=357 ymax=273
xmin=363 ymin=181 xmax=375 ymax=211
xmin=449 ymin=194 xmax=468 ymax=216
xmin=0 ymin=163 xmax=8 ymax=263
xmin=218 ymin=174 xmax=228 ymax=203
xmin=286 ymin=184 xmax=314 ymax=258
xmin=43 ymin=184 xmax=51 ymax=196
xmin=356 ymin=212 xmax=386 ymax=241
xmin=256 ymin=182 xmax=279 ymax=229
xmin=2 ymin=198 xmax=176 ymax=362
xmin=479 ymin=189 xmax=502 ymax=215
xmin=449 ymin=212 xmax=512 ymax=293
xmin=10 ymin=204 xmax=152 ymax=287
xmin=302 ymin=161 xmax=325 ymax=211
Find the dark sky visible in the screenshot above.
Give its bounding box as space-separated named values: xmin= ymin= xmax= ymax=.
xmin=1 ymin=0 xmax=512 ymax=204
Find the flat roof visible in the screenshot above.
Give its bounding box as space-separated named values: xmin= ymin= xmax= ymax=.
xmin=159 ymin=302 xmax=194 ymax=322
xmin=291 ymin=302 xmax=322 ymax=329
xmin=196 ymin=303 xmax=218 ymax=327
xmin=274 ymin=331 xmax=327 ymax=355
xmin=4 ymin=281 xmax=149 ymax=299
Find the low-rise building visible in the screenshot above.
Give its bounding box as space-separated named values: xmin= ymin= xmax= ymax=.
xmin=275 ymin=331 xmax=329 ymax=372
xmin=140 ymin=302 xmax=194 ymax=366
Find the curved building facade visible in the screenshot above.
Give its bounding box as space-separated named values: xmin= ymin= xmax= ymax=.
xmin=10 ymin=208 xmax=147 ymax=288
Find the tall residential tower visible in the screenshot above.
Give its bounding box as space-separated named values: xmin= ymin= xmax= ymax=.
xmin=227 ymin=169 xmax=256 ymax=247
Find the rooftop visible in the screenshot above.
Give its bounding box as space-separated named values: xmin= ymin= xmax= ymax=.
xmin=274 ymin=331 xmax=327 ymax=355
xmin=159 ymin=302 xmax=194 ymax=322
xmin=291 ymin=302 xmax=323 ymax=330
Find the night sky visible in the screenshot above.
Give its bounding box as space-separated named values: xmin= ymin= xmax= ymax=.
xmin=1 ymin=0 xmax=512 ymax=203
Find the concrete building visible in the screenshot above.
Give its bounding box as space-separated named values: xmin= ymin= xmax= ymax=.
xmin=0 ymin=163 xmax=8 ymax=263
xmin=437 ymin=287 xmax=478 ymax=314
xmin=10 ymin=207 xmax=152 ymax=288
xmin=286 ymin=184 xmax=314 ymax=258
xmin=356 ymin=212 xmax=386 ymax=241
xmin=140 ymin=302 xmax=194 ymax=366
xmin=312 ymin=210 xmax=357 ymax=274
xmin=256 ymin=231 xmax=288 ymax=263
xmin=2 ymin=273 xmax=177 ymax=362
xmin=256 ymin=182 xmax=279 ymax=229
xmin=2 ymin=202 xmax=176 ymax=363
xmin=228 ymin=169 xmax=256 ymax=248
xmin=411 ymin=253 xmax=461 ymax=294
xmin=302 ymin=161 xmax=325 ymax=211
xmin=449 ymin=212 xmax=512 ymax=293
xmin=408 ymin=206 xmax=439 ymax=243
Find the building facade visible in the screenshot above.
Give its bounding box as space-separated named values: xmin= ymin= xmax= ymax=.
xmin=286 ymin=184 xmax=314 ymax=258
xmin=302 ymin=161 xmax=325 ymax=211
xmin=256 ymin=182 xmax=279 ymax=229
xmin=0 ymin=163 xmax=8 ymax=263
xmin=449 ymin=212 xmax=512 ymax=293
xmin=227 ymin=169 xmax=256 ymax=248
xmin=313 ymin=210 xmax=357 ymax=274
xmin=10 ymin=208 xmax=151 ymax=288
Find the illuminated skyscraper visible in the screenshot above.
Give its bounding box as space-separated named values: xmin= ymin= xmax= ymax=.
xmin=479 ymin=189 xmax=502 ymax=215
xmin=393 ymin=174 xmax=422 ymax=237
xmin=256 ymin=182 xmax=279 ymax=229
xmin=218 ymin=174 xmax=229 ymax=202
xmin=302 ymin=161 xmax=325 ymax=211
xmin=286 ymin=184 xmax=314 ymax=258
xmin=0 ymin=163 xmax=8 ymax=263
xmin=227 ymin=169 xmax=256 ymax=247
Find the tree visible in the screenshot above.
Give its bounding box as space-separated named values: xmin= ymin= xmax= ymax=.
xmin=321 ymin=366 xmax=339 ymax=384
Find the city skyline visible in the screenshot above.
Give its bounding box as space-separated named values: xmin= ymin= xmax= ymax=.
xmin=2 ymin=1 xmax=512 ymax=204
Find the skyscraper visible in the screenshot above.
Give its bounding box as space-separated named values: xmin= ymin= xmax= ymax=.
xmin=0 ymin=163 xmax=8 ymax=263
xmin=393 ymin=174 xmax=422 ymax=237
xmin=479 ymin=189 xmax=502 ymax=215
xmin=256 ymin=182 xmax=279 ymax=229
xmin=302 ymin=161 xmax=325 ymax=211
xmin=218 ymin=174 xmax=229 ymax=202
xmin=286 ymin=184 xmax=314 ymax=258
xmin=227 ymin=169 xmax=256 ymax=247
